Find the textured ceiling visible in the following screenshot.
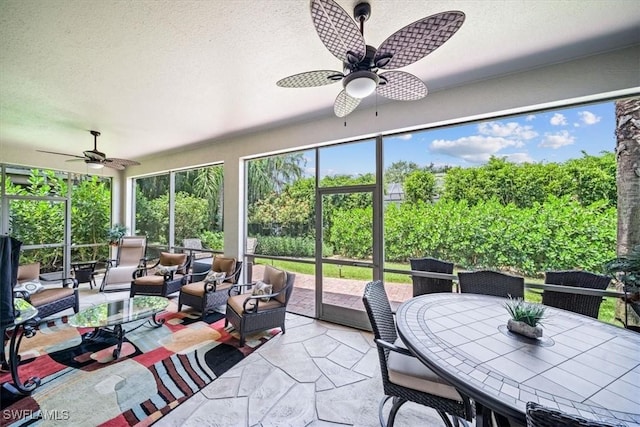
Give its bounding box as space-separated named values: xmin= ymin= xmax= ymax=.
xmin=1 ymin=0 xmax=639 ymax=163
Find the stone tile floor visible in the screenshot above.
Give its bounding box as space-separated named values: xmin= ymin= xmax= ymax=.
xmin=157 ymin=312 xmax=447 ymax=427
xmin=52 ymin=285 xmax=448 ymax=427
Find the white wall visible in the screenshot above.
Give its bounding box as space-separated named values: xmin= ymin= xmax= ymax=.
xmin=123 ymin=46 xmax=640 ymax=258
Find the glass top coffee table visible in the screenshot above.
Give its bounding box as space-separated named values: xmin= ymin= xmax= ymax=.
xmin=69 ymin=296 xmax=169 ymax=359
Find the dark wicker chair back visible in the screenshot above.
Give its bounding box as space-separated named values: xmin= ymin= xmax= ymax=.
xmin=526 ymin=402 xmax=625 ymax=427
xmin=458 ymin=270 xmax=524 ymax=299
xmin=410 ymin=257 xmax=454 ymax=296
xmin=543 ymin=271 xmax=611 ymax=318
xmin=362 ymin=280 xmax=472 ymax=427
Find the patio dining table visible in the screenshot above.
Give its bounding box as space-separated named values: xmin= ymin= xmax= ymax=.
xmin=396 ymin=293 xmax=640 ymax=427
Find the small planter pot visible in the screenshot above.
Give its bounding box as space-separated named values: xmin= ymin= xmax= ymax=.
xmin=507 ymin=319 xmax=543 ymax=339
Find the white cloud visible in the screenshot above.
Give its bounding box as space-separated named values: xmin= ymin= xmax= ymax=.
xmin=525 ymin=115 xmax=536 ymax=121
xmin=430 ymin=135 xmax=523 ymax=164
xmin=550 ymin=113 xmax=567 ymax=126
xmin=396 ymin=134 xmax=412 ymax=140
xmin=578 ymin=110 xmax=601 ymax=125
xmin=478 ymin=121 xmax=537 ymax=140
xmin=539 ymin=130 xmax=575 ymax=149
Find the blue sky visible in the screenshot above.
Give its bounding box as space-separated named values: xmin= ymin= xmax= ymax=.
xmin=313 ymin=100 xmax=615 ymax=177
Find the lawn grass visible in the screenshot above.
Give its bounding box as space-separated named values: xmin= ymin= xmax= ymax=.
xmin=256 ymin=257 xmax=620 ymax=327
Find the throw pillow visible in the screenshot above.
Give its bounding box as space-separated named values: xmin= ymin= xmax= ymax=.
xmin=251 ymin=280 xmax=273 ymax=302
xmin=155 ymin=264 xmax=178 ymax=276
xmin=14 ymin=281 xmax=44 ymax=295
xmin=204 ymin=271 xmax=226 ymax=285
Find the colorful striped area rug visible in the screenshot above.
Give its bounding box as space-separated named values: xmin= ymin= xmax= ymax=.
xmin=0 ymin=301 xmax=279 ymax=426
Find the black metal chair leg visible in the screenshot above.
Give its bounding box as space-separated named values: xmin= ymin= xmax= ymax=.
xmin=387 ymin=396 xmax=407 ymax=427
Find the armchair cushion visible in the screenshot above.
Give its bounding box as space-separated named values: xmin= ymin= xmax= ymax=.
xmin=387 ymin=338 xmax=462 ymax=401
xmin=28 ymin=287 xmax=75 ymax=307
xmin=17 ymin=263 xmax=40 ymax=283
xmin=181 ymin=280 xmax=233 ymax=297
xmin=252 ymin=281 xmax=273 ymax=302
xmin=227 ymin=293 xmax=283 ymax=315
xmin=159 ymin=252 xmax=188 ymax=274
xmin=213 ymin=257 xmax=236 ymax=280
xmin=133 ymin=275 xmax=166 ymax=286
xmin=263 ymin=265 xmax=287 ymax=304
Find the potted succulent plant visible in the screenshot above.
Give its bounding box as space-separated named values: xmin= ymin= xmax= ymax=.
xmin=504 ymin=297 xmax=546 ymax=338
xmin=604 ymin=245 xmax=640 ymax=300
xmin=107 ymin=224 xmax=128 ymax=246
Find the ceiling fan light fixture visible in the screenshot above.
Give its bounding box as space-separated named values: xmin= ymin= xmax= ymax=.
xmin=343 ymin=70 xmax=378 ymax=99
xmin=86 ymin=161 xmax=104 ymax=169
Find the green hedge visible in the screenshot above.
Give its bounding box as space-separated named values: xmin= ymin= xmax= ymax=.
xmin=254 ymin=235 xmax=332 ymax=258
xmin=331 ymin=195 xmax=615 ymax=277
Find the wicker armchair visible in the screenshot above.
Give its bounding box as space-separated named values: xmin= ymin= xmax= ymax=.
xmin=543 ymin=271 xmax=611 ymax=318
xmin=178 ymin=258 xmax=243 ymax=318
xmin=410 ymin=257 xmax=455 ymax=296
xmin=458 ymin=270 xmax=524 ymax=299
xmin=130 ymin=252 xmax=191 ymax=297
xmin=100 ymin=236 xmax=147 ymax=292
xmin=526 ymin=402 xmax=625 ymax=427
xmin=225 ymin=265 xmax=295 ymax=346
xmin=15 ymin=262 xmax=79 ymax=320
xmin=362 ymin=280 xmax=473 ymax=427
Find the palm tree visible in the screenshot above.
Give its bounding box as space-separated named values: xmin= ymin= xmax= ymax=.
xmin=247 ymin=153 xmax=305 ymax=205
xmin=615 ymin=97 xmax=640 ymax=255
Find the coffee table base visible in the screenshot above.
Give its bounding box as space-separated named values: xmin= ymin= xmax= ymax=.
xmin=83 ymin=313 xmax=165 ymax=359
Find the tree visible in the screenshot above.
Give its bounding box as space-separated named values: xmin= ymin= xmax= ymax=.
xmin=247 ymin=153 xmax=305 ymax=205
xmin=615 ymin=97 xmax=640 ymax=255
xmin=385 ymin=161 xmax=420 ymax=185
xmin=404 ymin=170 xmax=436 ymax=203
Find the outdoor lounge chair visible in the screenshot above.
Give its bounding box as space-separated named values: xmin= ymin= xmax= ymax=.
xmin=130 ymin=252 xmax=191 ymax=297
xmin=15 ymin=262 xmax=79 ymax=320
xmin=100 ymin=236 xmax=147 ymax=292
xmin=362 ymin=280 xmax=473 ymax=427
xmin=178 ymin=257 xmax=243 ymax=318
xmin=224 ymin=265 xmax=295 ymax=346
xmin=458 ymin=270 xmax=525 ymax=299
xmin=526 ymin=402 xmax=623 ymax=427
xmin=182 ymin=238 xmax=212 ymax=260
xmin=410 ymin=257 xmax=455 ymax=296
xmin=543 ymin=270 xmax=611 ymax=318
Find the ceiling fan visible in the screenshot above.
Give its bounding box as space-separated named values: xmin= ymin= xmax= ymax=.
xmin=277 ymin=0 xmax=465 ymax=117
xmin=37 ymin=130 xmax=141 ymax=170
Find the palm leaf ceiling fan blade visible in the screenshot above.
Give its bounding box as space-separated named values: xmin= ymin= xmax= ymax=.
xmin=276 ymin=70 xmax=344 ymax=88
xmin=334 ymin=90 xmax=361 ymax=117
xmin=311 ymin=0 xmax=366 ymax=64
xmin=36 ymin=149 xmax=85 ymax=159
xmin=374 ymin=11 xmax=465 ymax=70
xmin=277 ymin=0 xmax=465 ymax=117
xmin=377 ymin=71 xmax=428 ymax=101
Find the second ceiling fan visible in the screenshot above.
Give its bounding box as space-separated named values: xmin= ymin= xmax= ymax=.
xmin=277 ymin=0 xmax=465 ymax=117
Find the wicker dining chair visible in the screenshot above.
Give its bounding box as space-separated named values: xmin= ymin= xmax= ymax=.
xmin=458 ymin=270 xmax=524 ymax=299
xmin=526 ymin=402 xmax=625 ymax=427
xmin=543 ymin=271 xmax=611 ymax=318
xmin=362 ymin=280 xmax=473 ymax=427
xmin=410 ymin=257 xmax=455 ymax=296
xmin=178 ymin=258 xmax=243 ymax=318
